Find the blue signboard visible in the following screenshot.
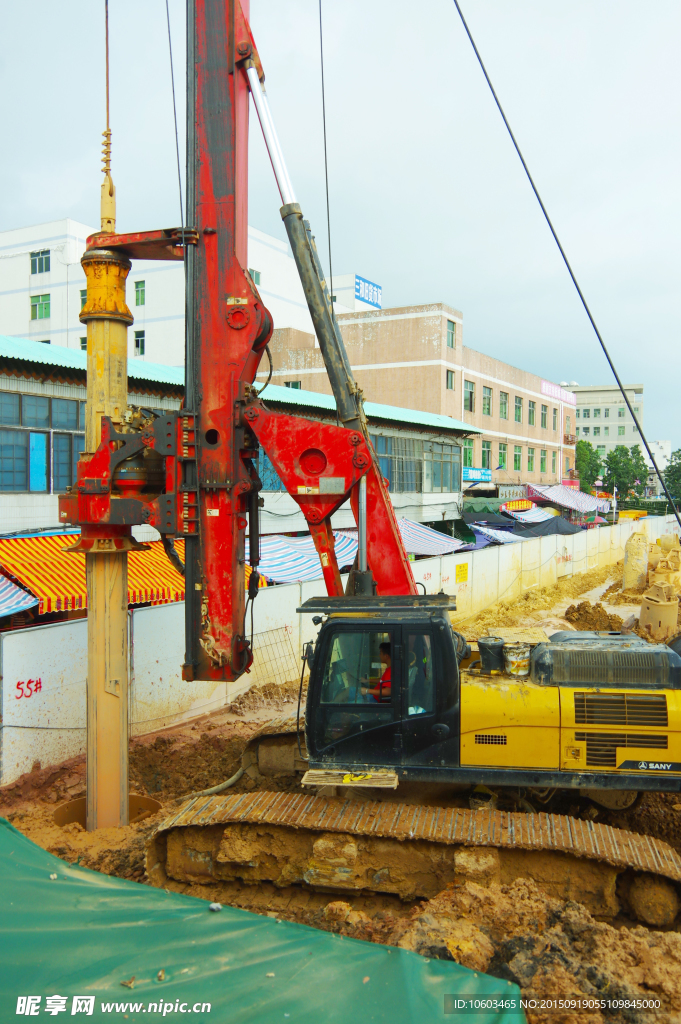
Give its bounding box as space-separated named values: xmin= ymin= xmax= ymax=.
xmin=462 ymin=467 xmax=492 ymax=483
xmin=355 ymin=275 xmax=382 ymax=309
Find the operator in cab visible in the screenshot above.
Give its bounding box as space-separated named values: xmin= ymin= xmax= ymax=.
xmin=361 ymin=642 xmax=391 ymax=703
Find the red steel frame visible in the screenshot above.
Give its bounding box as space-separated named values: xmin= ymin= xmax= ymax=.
xmin=59 ymin=0 xmax=416 ymax=686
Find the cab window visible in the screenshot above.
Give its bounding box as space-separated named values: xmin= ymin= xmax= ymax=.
xmin=406 ymin=633 xmax=434 ymax=716
xmin=319 ymin=631 xmax=392 ymax=705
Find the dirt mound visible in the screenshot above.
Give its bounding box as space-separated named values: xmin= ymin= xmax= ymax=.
xmin=229 ymin=679 xmax=305 ymax=716
xmin=6 ymin=802 xmax=163 ymax=883
xmin=602 ymin=579 xmax=648 ymax=606
xmin=331 ymin=879 xmax=681 ymax=1022
xmin=0 ymin=754 xmax=86 ymax=810
xmin=459 ymin=562 xmax=621 ymax=637
xmin=564 ymin=602 xmax=624 ymax=631
xmin=129 ymin=729 xmax=249 ymax=799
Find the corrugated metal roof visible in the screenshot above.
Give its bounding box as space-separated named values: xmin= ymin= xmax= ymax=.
xmin=261 ymin=382 xmax=480 ymax=433
xmin=0 ymin=337 xmax=477 ymax=433
xmin=0 ymin=335 xmax=183 ymax=388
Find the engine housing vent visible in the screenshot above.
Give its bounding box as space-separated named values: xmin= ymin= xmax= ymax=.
xmin=574 ymin=692 xmax=668 ymax=728
xmin=575 ymin=731 xmax=668 ymax=768
xmin=475 ymin=734 xmax=507 ymax=745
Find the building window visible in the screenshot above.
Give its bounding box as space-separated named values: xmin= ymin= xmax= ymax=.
xmin=30 ymin=249 xmax=50 ymax=274
xmin=565 ymin=456 xmax=570 ymax=474
xmin=593 ymin=426 xmax=600 ymax=437
xmin=552 ymin=450 xmax=557 ymax=474
xmin=553 ymin=408 xmax=557 ymax=430
xmin=575 ymin=408 xmax=580 ymax=419
xmin=422 ymin=440 xmax=462 ymax=493
xmin=53 ymin=432 xmax=85 ymax=492
xmin=446 ymin=320 xmax=455 ymax=348
xmin=540 ymin=449 xmax=547 ymax=473
xmin=249 ymin=268 xmax=261 ymax=286
xmin=499 ymin=392 xmax=508 ymax=419
xmin=80 ymin=289 xmax=87 ymax=310
xmin=463 ymin=439 xmax=474 ymax=468
xmin=30 ymin=294 xmax=50 ymax=320
xmin=597 ymin=445 xmax=606 ymax=455
xmin=514 ymin=396 xmax=522 ymax=423
xmin=513 ymin=445 xmax=522 ymax=472
xmin=481 ymin=440 xmax=491 ymax=470
xmin=52 ymin=399 xmax=78 ymax=430
xmin=604 ymin=408 xmax=609 ymax=418
xmin=528 ymin=400 xmax=535 ymax=426
xmin=22 ymin=396 xmax=49 ymax=429
xmin=464 ymin=380 xmax=475 ymax=412
xmin=0 ymin=393 xmax=20 ymax=426
xmin=618 ymin=426 xmax=625 ymax=436
xmin=634 ymin=406 xmax=639 ymax=414
xmin=446 ymin=370 xmax=454 ymax=390
xmin=618 ymin=408 xmax=625 ymax=418
xmin=527 ymin=448 xmax=535 ymax=472
xmin=593 ymin=408 xmax=600 ymax=418
xmin=604 ymin=426 xmax=609 ymax=436
xmin=566 ymin=414 xmax=571 ymax=432
xmin=0 ymin=430 xmax=28 ymax=491
xmin=284 ymin=381 xmax=301 ymax=389
xmin=576 ymin=427 xmax=580 ymax=436
xmin=482 ymin=386 xmax=492 ymax=416
xmin=498 ymin=442 xmax=507 ymax=469
xmin=135 ymin=280 xmax=145 ymax=306
xmin=53 ymin=434 xmax=71 ymax=492
xmin=541 ymin=404 xmax=548 ymax=429
xmin=80 ymin=337 xmax=87 ymax=351
xmin=582 ymin=409 xmax=590 ymax=419
xmin=29 ymin=433 xmax=48 ymax=492
xmin=134 ymin=331 xmax=145 ymax=356
xmin=582 ymin=426 xmax=590 ymax=436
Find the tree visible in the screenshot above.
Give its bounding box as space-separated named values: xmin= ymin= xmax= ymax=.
xmin=575 ymin=439 xmax=602 ymax=492
xmin=664 ymin=449 xmax=681 ymax=500
xmin=630 ymin=444 xmax=648 ymax=497
xmin=603 ymin=445 xmax=648 ymax=498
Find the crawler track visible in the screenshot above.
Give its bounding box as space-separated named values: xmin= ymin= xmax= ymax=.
xmin=154 ymin=790 xmax=681 ymax=882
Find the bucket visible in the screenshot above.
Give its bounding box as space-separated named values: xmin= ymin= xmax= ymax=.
xmin=477 ymin=636 xmax=505 ymax=674
xmin=503 ymin=643 xmax=530 ymax=677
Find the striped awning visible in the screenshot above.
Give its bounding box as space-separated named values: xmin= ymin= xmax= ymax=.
xmin=337 ymin=518 xmax=464 ymax=557
xmin=502 ymin=504 xmax=555 ymax=524
xmin=527 ymin=484 xmax=610 ymax=514
xmin=0 ymin=534 xmax=186 ymax=614
xmin=471 ymin=525 xmax=522 ymax=545
xmin=245 ymin=532 xmax=359 ymax=584
xmin=0 ymin=574 xmax=39 ymax=618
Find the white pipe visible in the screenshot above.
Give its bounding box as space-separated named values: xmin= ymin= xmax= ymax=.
xmin=246 ymin=66 xmax=297 ymax=207
xmin=359 ymin=474 xmax=367 ymax=572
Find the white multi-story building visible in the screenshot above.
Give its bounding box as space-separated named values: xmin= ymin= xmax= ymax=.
xmin=645 ymin=440 xmax=672 ymax=496
xmin=569 ymin=384 xmax=644 ymax=462
xmin=0 ymin=219 xmax=381 ymax=366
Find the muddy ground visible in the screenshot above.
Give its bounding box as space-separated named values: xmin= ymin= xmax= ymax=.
xmin=4 ymin=564 xmax=681 ymax=1022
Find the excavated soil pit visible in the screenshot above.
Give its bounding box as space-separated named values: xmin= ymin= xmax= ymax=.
xmin=53 ymin=794 xmax=161 ymax=828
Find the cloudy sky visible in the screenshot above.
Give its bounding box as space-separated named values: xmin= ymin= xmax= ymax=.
xmin=2 ymin=1 xmax=679 ymax=445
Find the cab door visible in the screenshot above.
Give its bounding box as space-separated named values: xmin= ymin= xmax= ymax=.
xmin=400 ymin=627 xmax=460 ymax=767
xmin=309 ymin=625 xmax=402 ymax=767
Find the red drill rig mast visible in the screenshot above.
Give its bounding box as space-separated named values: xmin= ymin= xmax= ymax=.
xmin=60 ymin=0 xmax=416 ymax=689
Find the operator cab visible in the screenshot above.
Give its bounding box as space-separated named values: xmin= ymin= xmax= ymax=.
xmin=299 ymin=595 xmax=465 ymax=769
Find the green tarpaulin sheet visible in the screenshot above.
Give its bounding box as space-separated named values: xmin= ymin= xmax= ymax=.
xmin=0 ymin=819 xmax=525 ymax=1023
xmin=462 ymin=499 xmax=505 ymax=515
